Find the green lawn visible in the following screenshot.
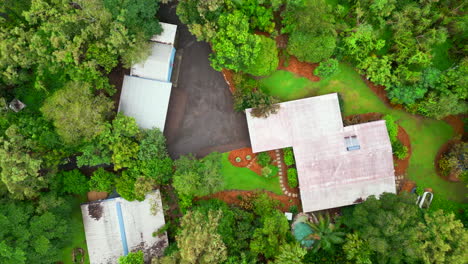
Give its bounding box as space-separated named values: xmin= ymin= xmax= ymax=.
xmin=221 ymin=152 xmax=282 ymax=195
xmin=260 ymin=65 xmax=467 ymax=203
xmin=60 ymin=196 xmax=90 ymax=264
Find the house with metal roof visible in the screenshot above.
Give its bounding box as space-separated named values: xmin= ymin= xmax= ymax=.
xmin=245 ymin=93 xmax=396 ymax=212
xmin=119 ymin=22 xmax=177 ymax=131
xmin=81 ymin=190 xmax=167 ymax=264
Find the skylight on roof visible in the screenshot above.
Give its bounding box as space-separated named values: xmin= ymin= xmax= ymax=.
xmin=345 ymin=136 xmax=360 ymax=151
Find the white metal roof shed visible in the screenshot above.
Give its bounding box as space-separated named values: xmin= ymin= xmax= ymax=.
xmin=151 ymin=22 xmax=177 ymax=45
xmin=245 ymin=93 xmax=396 ymax=212
xmin=81 ymin=191 xmax=167 ymax=264
xmin=118 ymin=75 xmax=172 ymax=131
xmin=130 ymin=43 xmax=175 ymax=82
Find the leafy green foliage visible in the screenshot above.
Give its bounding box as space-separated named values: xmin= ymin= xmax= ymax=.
xmin=315 ymin=58 xmax=340 ymax=79
xmin=137 ymin=128 xmax=173 ymax=184
xmin=210 ymin=11 xmax=260 ymax=72
xmin=287 ymin=168 xmax=298 ymax=188
xmin=88 ymin=168 xmax=115 ymax=193
xmin=256 ymin=152 xmax=271 ymax=167
xmin=59 ymin=170 xmax=88 ymax=195
xmin=118 ymin=250 xmax=144 ymax=264
xmin=0 ymin=125 xmax=45 ymax=200
xmin=244 ymin=35 xmax=279 ymax=76
xmin=176 ymin=210 xmax=227 ymax=264
xmin=343 ymin=233 xmax=373 ymax=264
xmin=173 ymin=153 xmax=224 ymax=200
xmin=0 ymin=196 xmax=72 ymax=264
xmin=416 ymin=210 xmax=468 ymax=264
xmin=283 ymin=147 xmax=295 ymax=166
xmin=342 ymin=193 xmax=422 ymax=263
xmin=383 ymin=115 xmax=408 ymax=160
xmin=306 ymin=213 xmax=345 ymax=253
xmin=193 ymin=199 xmax=256 ymax=258
xmin=0 ymin=0 xmax=161 ymax=94
xmin=250 ymin=210 xmax=290 ymax=259
xmin=272 ymin=243 xmax=307 ymax=264
xmin=234 ymin=88 xmax=280 ymax=118
xmin=282 ymin=0 xmax=337 ymax=63
xmin=41 ymin=82 xmax=113 ymax=145
xmin=438 ymin=142 xmax=467 ymax=179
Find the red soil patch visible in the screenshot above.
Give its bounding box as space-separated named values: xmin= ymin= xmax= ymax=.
xmin=434 ymin=139 xmax=462 ymax=182
xmin=400 ymin=180 xmax=416 ymax=193
xmin=228 ymin=147 xmax=278 ymax=176
xmin=222 ymin=69 xmax=236 ymax=93
xmin=278 ymin=56 xmax=320 ymax=82
xmin=394 ymin=125 xmax=412 ymax=176
xmin=360 ymin=76 xmax=391 ymax=107
xmin=443 ymin=115 xmax=465 ymax=136
xmin=199 ymin=190 xmax=301 ymax=212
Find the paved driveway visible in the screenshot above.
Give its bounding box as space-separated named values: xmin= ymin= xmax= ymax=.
xmin=158 ymin=3 xmax=250 ymax=159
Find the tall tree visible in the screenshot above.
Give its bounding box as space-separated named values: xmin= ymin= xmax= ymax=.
xmin=342 ymin=193 xmax=422 ymax=263
xmin=416 ymin=210 xmax=468 ymax=264
xmin=0 ymin=125 xmax=45 ymax=200
xmin=250 ymin=210 xmax=290 ymax=259
xmin=41 ymin=82 xmax=113 ymax=145
xmin=305 ymin=213 xmax=345 ymax=253
xmin=282 ymin=0 xmax=337 ymax=63
xmin=176 ymin=210 xmax=227 ymax=264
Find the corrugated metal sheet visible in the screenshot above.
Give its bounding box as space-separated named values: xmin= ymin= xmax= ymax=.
xmin=81 ymin=191 xmax=167 ymax=264
xmin=118 ymin=75 xmax=172 ymax=131
xmin=130 ymin=43 xmax=174 ymax=82
xmin=151 ymin=22 xmax=177 ymax=45
xmin=245 ymin=93 xmax=396 ymax=212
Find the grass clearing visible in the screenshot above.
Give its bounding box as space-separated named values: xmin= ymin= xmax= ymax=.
xmin=60 ymin=195 xmax=90 ymax=264
xmin=260 ymin=64 xmax=467 ymax=202
xmin=221 ymin=152 xmax=282 ymax=195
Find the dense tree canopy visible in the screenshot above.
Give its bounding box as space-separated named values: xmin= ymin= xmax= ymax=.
xmin=0 ymin=197 xmax=72 ymax=264
xmin=41 ymin=82 xmax=113 ymax=145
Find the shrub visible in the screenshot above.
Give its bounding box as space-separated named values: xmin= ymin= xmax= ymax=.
xmin=393 ymin=141 xmax=409 ymax=160
xmin=315 ymin=58 xmax=340 ymax=79
xmin=438 ymin=142 xmax=468 ymax=179
xmin=60 ymin=169 xmax=89 ymax=195
xmin=383 ymin=115 xmax=398 ymax=142
xmin=289 ymin=205 xmax=299 ymax=214
xmin=244 ymin=36 xmax=279 ymax=76
xmin=257 ymin=152 xmax=271 ymax=167
xmin=268 ymin=164 xmax=279 ymax=177
xmin=283 ymin=147 xmax=295 ymax=166
xmin=89 ymin=168 xmax=115 ymax=193
xmin=261 ymin=166 xmax=273 ymax=178
xmin=287 ymin=168 xmax=298 ymax=188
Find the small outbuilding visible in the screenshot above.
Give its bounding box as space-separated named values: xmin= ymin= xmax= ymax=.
xmin=118 ymin=75 xmax=172 ymax=130
xmin=81 ymin=191 xmax=168 ymax=264
xmin=119 ymin=22 xmax=177 ymax=131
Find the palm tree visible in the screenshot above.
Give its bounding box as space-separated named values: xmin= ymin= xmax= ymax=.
xmin=304 ymin=213 xmax=345 ymax=253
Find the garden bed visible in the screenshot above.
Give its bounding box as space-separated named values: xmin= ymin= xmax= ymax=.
xmin=199 ymin=190 xmax=301 ymax=212
xmin=394 ymin=125 xmax=412 ymax=176
xmin=434 ymin=139 xmax=462 ymax=182
xmin=227 ymin=147 xmax=277 ymax=176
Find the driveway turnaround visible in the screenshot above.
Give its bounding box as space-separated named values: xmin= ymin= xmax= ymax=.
xmin=158 ymin=3 xmax=250 ymax=159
